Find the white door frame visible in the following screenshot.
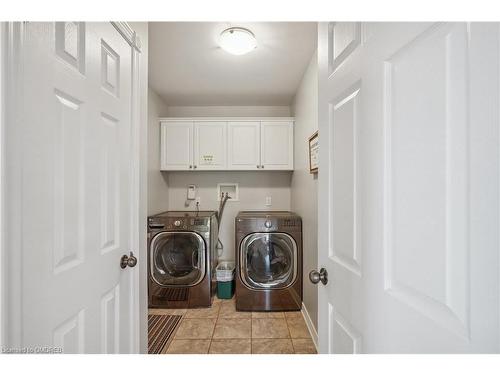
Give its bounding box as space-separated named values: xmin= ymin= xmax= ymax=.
xmin=0 ymin=21 xmax=145 ymax=353
xmin=0 ymin=21 xmax=24 ymax=350
xmin=0 ymin=21 xmax=5 ymax=349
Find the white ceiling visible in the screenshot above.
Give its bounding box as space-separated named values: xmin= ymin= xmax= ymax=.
xmin=148 ymin=22 xmax=317 ymax=106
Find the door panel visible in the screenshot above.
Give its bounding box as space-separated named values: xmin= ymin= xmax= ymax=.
xmin=331 ymin=85 xmax=362 ymax=277
xmin=227 ymin=121 xmax=260 ymax=170
xmin=193 ymin=121 xmax=227 ymax=170
xmin=160 ymin=121 xmax=193 ymax=170
xmin=15 ymin=22 xmax=136 ymax=353
xmin=317 ymin=22 xmax=500 ymax=353
xmin=384 ymin=24 xmax=469 ymax=337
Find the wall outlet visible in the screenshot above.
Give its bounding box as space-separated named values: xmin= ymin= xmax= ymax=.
xmin=265 ymin=196 xmax=272 ymax=206
xmin=195 ymin=196 xmax=201 ymax=205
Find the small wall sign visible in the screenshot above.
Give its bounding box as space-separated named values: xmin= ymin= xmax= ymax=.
xmin=201 ymin=155 xmax=214 ymax=164
xmin=308 ymin=131 xmax=319 ymax=174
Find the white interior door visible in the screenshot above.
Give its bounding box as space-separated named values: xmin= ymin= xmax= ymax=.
xmin=317 ymin=22 xmax=500 ymax=353
xmin=160 ymin=121 xmax=193 ymax=170
xmin=227 ymin=121 xmax=260 ymax=170
xmin=4 ymin=22 xmax=139 ymax=353
xmin=194 ymin=121 xmax=227 ymax=170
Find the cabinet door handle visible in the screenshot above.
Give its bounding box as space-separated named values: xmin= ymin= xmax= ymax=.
xmin=257 ymin=165 xmax=260 ymax=169
xmin=261 ymin=165 xmax=265 ymax=169
xmin=189 ymin=165 xmax=193 ymax=169
xmin=194 ymin=165 xmax=197 ymax=169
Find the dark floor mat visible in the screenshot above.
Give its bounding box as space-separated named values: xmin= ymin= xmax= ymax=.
xmin=148 ymin=314 xmax=182 ymax=354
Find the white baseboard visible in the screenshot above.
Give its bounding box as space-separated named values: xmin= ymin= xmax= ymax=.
xmin=301 ymin=302 xmax=319 ymax=352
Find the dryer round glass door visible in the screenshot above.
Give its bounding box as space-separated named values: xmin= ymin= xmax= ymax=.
xmin=150 ymin=231 xmax=206 ymax=287
xmin=240 ymin=232 xmax=298 ymax=290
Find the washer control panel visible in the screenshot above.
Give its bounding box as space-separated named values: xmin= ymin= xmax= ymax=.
xmin=235 ymin=215 xmax=301 ymax=232
xmin=278 ymin=218 xmax=301 ymax=228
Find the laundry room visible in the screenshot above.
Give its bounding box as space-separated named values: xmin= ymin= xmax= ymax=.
xmin=5 ymin=3 xmax=500 ymax=367
xmin=146 ymin=22 xmax=319 ymax=354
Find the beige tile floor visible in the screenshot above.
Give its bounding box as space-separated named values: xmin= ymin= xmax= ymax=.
xmin=149 ymin=296 xmax=317 ymax=354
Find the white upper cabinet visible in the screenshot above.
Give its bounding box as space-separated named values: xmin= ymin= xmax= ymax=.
xmin=160 ymin=121 xmax=193 ymax=170
xmin=194 ymin=121 xmax=227 ymax=170
xmin=260 ymin=121 xmax=294 ymax=170
xmin=160 ymin=118 xmax=294 ymax=171
xmin=227 ymin=121 xmax=261 ymax=170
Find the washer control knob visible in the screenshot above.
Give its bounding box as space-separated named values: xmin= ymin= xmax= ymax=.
xmin=264 ymin=220 xmax=272 ymax=228
xmin=174 ymin=220 xmax=181 ymax=227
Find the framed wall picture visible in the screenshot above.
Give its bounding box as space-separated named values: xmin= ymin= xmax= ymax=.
xmin=308 ymin=131 xmax=319 ymax=174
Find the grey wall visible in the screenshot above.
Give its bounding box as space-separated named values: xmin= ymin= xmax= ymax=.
xmin=166 ymin=105 xmax=291 ymax=117
xmin=290 ymin=51 xmax=318 ymax=329
xmin=148 ymin=88 xmax=169 ymax=215
xmin=166 ymin=171 xmax=292 ymax=261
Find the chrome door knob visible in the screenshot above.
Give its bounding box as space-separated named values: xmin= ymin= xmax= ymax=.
xmin=121 ymin=252 xmax=138 ymax=269
xmin=309 ymin=268 xmax=328 ymax=285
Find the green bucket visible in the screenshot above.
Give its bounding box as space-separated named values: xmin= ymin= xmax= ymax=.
xmin=217 ymin=280 xmax=235 ymax=299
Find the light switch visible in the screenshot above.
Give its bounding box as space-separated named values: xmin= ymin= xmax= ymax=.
xmin=187 ymin=185 xmax=196 ymax=200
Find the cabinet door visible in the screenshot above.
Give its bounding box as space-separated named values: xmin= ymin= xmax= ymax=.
xmin=227 ymin=121 xmax=261 ymax=170
xmin=193 ymin=121 xmax=227 ymax=170
xmin=260 ymin=121 xmax=294 ymax=170
xmin=160 ymin=121 xmax=193 ymax=170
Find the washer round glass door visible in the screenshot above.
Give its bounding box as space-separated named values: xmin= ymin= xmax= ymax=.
xmin=150 ymin=231 xmax=206 ymax=287
xmin=240 ymin=232 xmax=297 ymax=290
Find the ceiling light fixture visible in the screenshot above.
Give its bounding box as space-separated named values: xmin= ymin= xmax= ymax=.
xmin=219 ymin=27 xmax=257 ymax=56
